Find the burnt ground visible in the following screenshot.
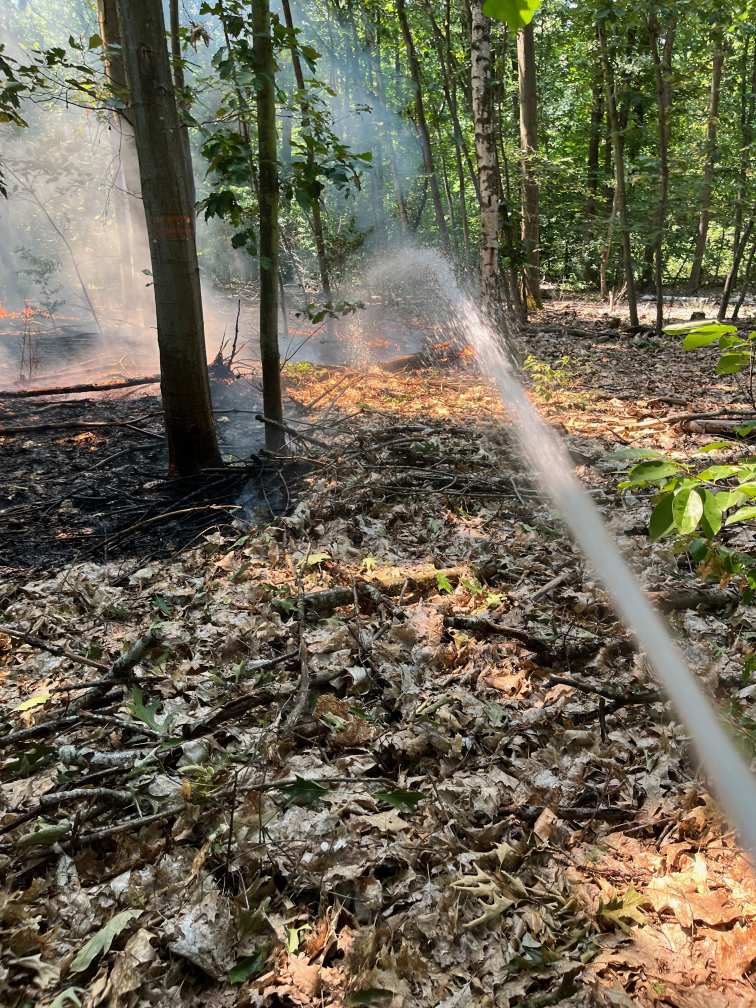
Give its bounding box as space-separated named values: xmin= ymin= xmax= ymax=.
xmin=0 ymin=376 xmax=309 ymax=575
xmin=4 ymin=298 xmax=756 ymax=1007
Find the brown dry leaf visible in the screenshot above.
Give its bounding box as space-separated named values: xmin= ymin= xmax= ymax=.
xmin=361 ymin=809 xmax=411 ymax=834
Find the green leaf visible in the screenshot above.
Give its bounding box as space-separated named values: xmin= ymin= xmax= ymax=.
xmin=696 ymin=465 xmax=742 ymax=481
xmin=229 ymin=951 xmax=266 ymax=984
xmin=482 ymin=0 xmax=541 ymax=29
xmin=697 ymin=441 xmax=734 ymax=453
xmin=280 ymin=776 xmax=329 ymax=806
xmin=716 ymin=352 xmax=751 ymax=376
xmin=624 ymin=460 xmax=683 ymax=486
xmin=672 ymin=488 xmax=704 ymax=535
xmin=14 ymin=691 xmax=51 ymax=711
xmin=88 ymin=34 xmax=103 ymax=49
xmin=736 ymin=421 xmax=756 ymax=437
xmin=700 ymin=491 xmax=724 ymax=538
xmin=436 ymin=571 xmax=453 ymax=593
xmin=129 ymin=688 xmax=161 ymax=732
xmin=70 ymin=910 xmax=140 ymax=974
xmin=664 ymin=321 xmax=737 ymax=347
xmin=649 ymin=494 xmax=675 ymax=541
xmin=374 ymin=788 xmax=425 ymax=810
xmin=715 ymin=490 xmax=746 ymax=511
xmin=599 ymin=886 xmax=648 ymax=933
xmin=726 ymin=505 xmax=756 ymax=526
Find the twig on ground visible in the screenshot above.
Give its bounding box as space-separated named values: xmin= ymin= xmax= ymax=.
xmin=0 ymin=375 xmax=161 ymax=399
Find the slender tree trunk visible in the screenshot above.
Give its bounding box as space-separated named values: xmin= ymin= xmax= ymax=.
xmin=517 ymin=22 xmax=542 ymax=306
xmin=734 ymin=40 xmax=756 ymax=258
xmin=471 ymin=0 xmax=501 ymax=315
xmin=600 ymin=187 xmax=619 ymax=300
xmin=734 ymin=240 xmax=756 ymax=319
xmin=97 ymin=0 xmax=145 ymax=321
xmin=720 ymin=218 xmax=754 ymax=321
xmin=649 ymin=15 xmax=675 ymax=333
xmin=688 ymin=31 xmax=724 ymax=292
xmin=116 ymin=0 xmax=220 ymax=476
xmin=168 ymin=0 xmax=195 ymax=206
xmin=253 ymin=0 xmax=285 ymax=454
xmin=281 ymin=0 xmax=335 ymax=334
xmin=598 ymin=22 xmax=638 ymax=327
xmin=396 ymin=0 xmax=451 ymax=253
xmin=421 ymin=0 xmax=477 ymax=239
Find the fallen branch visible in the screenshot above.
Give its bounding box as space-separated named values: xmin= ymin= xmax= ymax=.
xmin=0 ymin=418 xmax=164 ymax=438
xmin=0 ymin=375 xmax=161 ymax=399
xmin=546 ymin=673 xmax=659 ymax=705
xmin=0 ymin=625 xmax=109 ymax=671
xmin=292 ymin=565 xmax=468 ymax=617
xmin=649 ymin=587 xmax=739 ymax=613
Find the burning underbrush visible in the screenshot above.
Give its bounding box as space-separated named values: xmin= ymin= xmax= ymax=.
xmin=2 ymin=342 xmax=756 ymax=1006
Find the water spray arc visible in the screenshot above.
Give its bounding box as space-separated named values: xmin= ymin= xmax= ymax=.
xmin=413 ymin=248 xmax=756 ymax=855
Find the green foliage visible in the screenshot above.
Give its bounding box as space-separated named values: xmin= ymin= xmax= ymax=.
xmin=620 ymin=321 xmax=756 ymax=603
xmin=523 ymin=354 xmax=580 ymax=402
xmin=70 ymin=910 xmax=140 ymax=974
xmin=483 ymin=0 xmax=542 ymax=30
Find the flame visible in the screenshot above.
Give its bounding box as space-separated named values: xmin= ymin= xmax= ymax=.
xmin=0 ymin=303 xmax=42 ymax=321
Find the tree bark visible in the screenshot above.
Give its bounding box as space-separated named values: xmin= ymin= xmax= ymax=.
xmin=598 ymin=21 xmax=638 ymax=328
xmin=720 ymin=218 xmax=754 ymax=321
xmin=734 ymin=39 xmax=756 ymax=259
xmin=649 ymin=14 xmax=675 ymax=333
xmin=168 ymin=0 xmax=195 ymax=206
xmin=253 ymin=0 xmax=285 ymax=454
xmin=396 ymin=0 xmax=451 ymax=253
xmin=471 ymin=0 xmax=501 ymax=315
xmin=517 ymin=22 xmax=542 ymax=306
xmin=116 ymin=0 xmax=220 ymax=476
xmin=688 ymin=31 xmax=724 ymax=292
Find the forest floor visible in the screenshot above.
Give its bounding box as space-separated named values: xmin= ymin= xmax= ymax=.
xmin=3 ymin=297 xmax=756 ymax=1008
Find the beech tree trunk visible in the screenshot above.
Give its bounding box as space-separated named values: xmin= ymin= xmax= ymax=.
xmin=517 ymin=22 xmax=542 ymax=306
xmin=396 ymin=0 xmax=451 ymax=253
xmin=688 ymin=32 xmax=724 ymax=292
xmin=116 ymin=0 xmax=220 ymax=476
xmin=598 ymin=21 xmax=639 ymax=328
xmin=253 ymin=0 xmax=285 ymax=454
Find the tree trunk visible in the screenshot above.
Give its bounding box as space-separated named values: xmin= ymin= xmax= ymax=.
xmin=253 ymin=0 xmax=285 ymax=454
xmin=168 ymin=0 xmax=195 ymax=206
xmin=517 ymin=22 xmax=542 ymax=306
xmin=396 ymin=0 xmax=451 ymax=253
xmin=688 ymin=31 xmax=724 ymax=292
xmin=720 ymin=218 xmax=754 ymax=321
xmin=734 ymin=40 xmax=756 ymax=259
xmin=281 ymin=0 xmax=335 ymax=334
xmin=471 ymin=0 xmax=501 ymax=316
xmin=734 ymin=239 xmax=756 ymax=319
xmin=598 ymin=22 xmax=638 ymax=328
xmin=97 ymin=0 xmax=145 ymax=322
xmin=649 ymin=14 xmax=675 ymax=333
xmin=116 ymin=0 xmax=219 ymax=476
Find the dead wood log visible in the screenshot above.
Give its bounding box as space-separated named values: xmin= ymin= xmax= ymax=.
xmin=290 ymin=565 xmax=468 ymax=617
xmin=0 ymin=375 xmax=161 ymax=399
xmin=649 ymin=587 xmax=739 ymax=613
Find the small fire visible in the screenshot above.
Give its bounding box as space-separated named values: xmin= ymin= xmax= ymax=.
xmin=0 ymin=302 xmax=38 ymax=320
